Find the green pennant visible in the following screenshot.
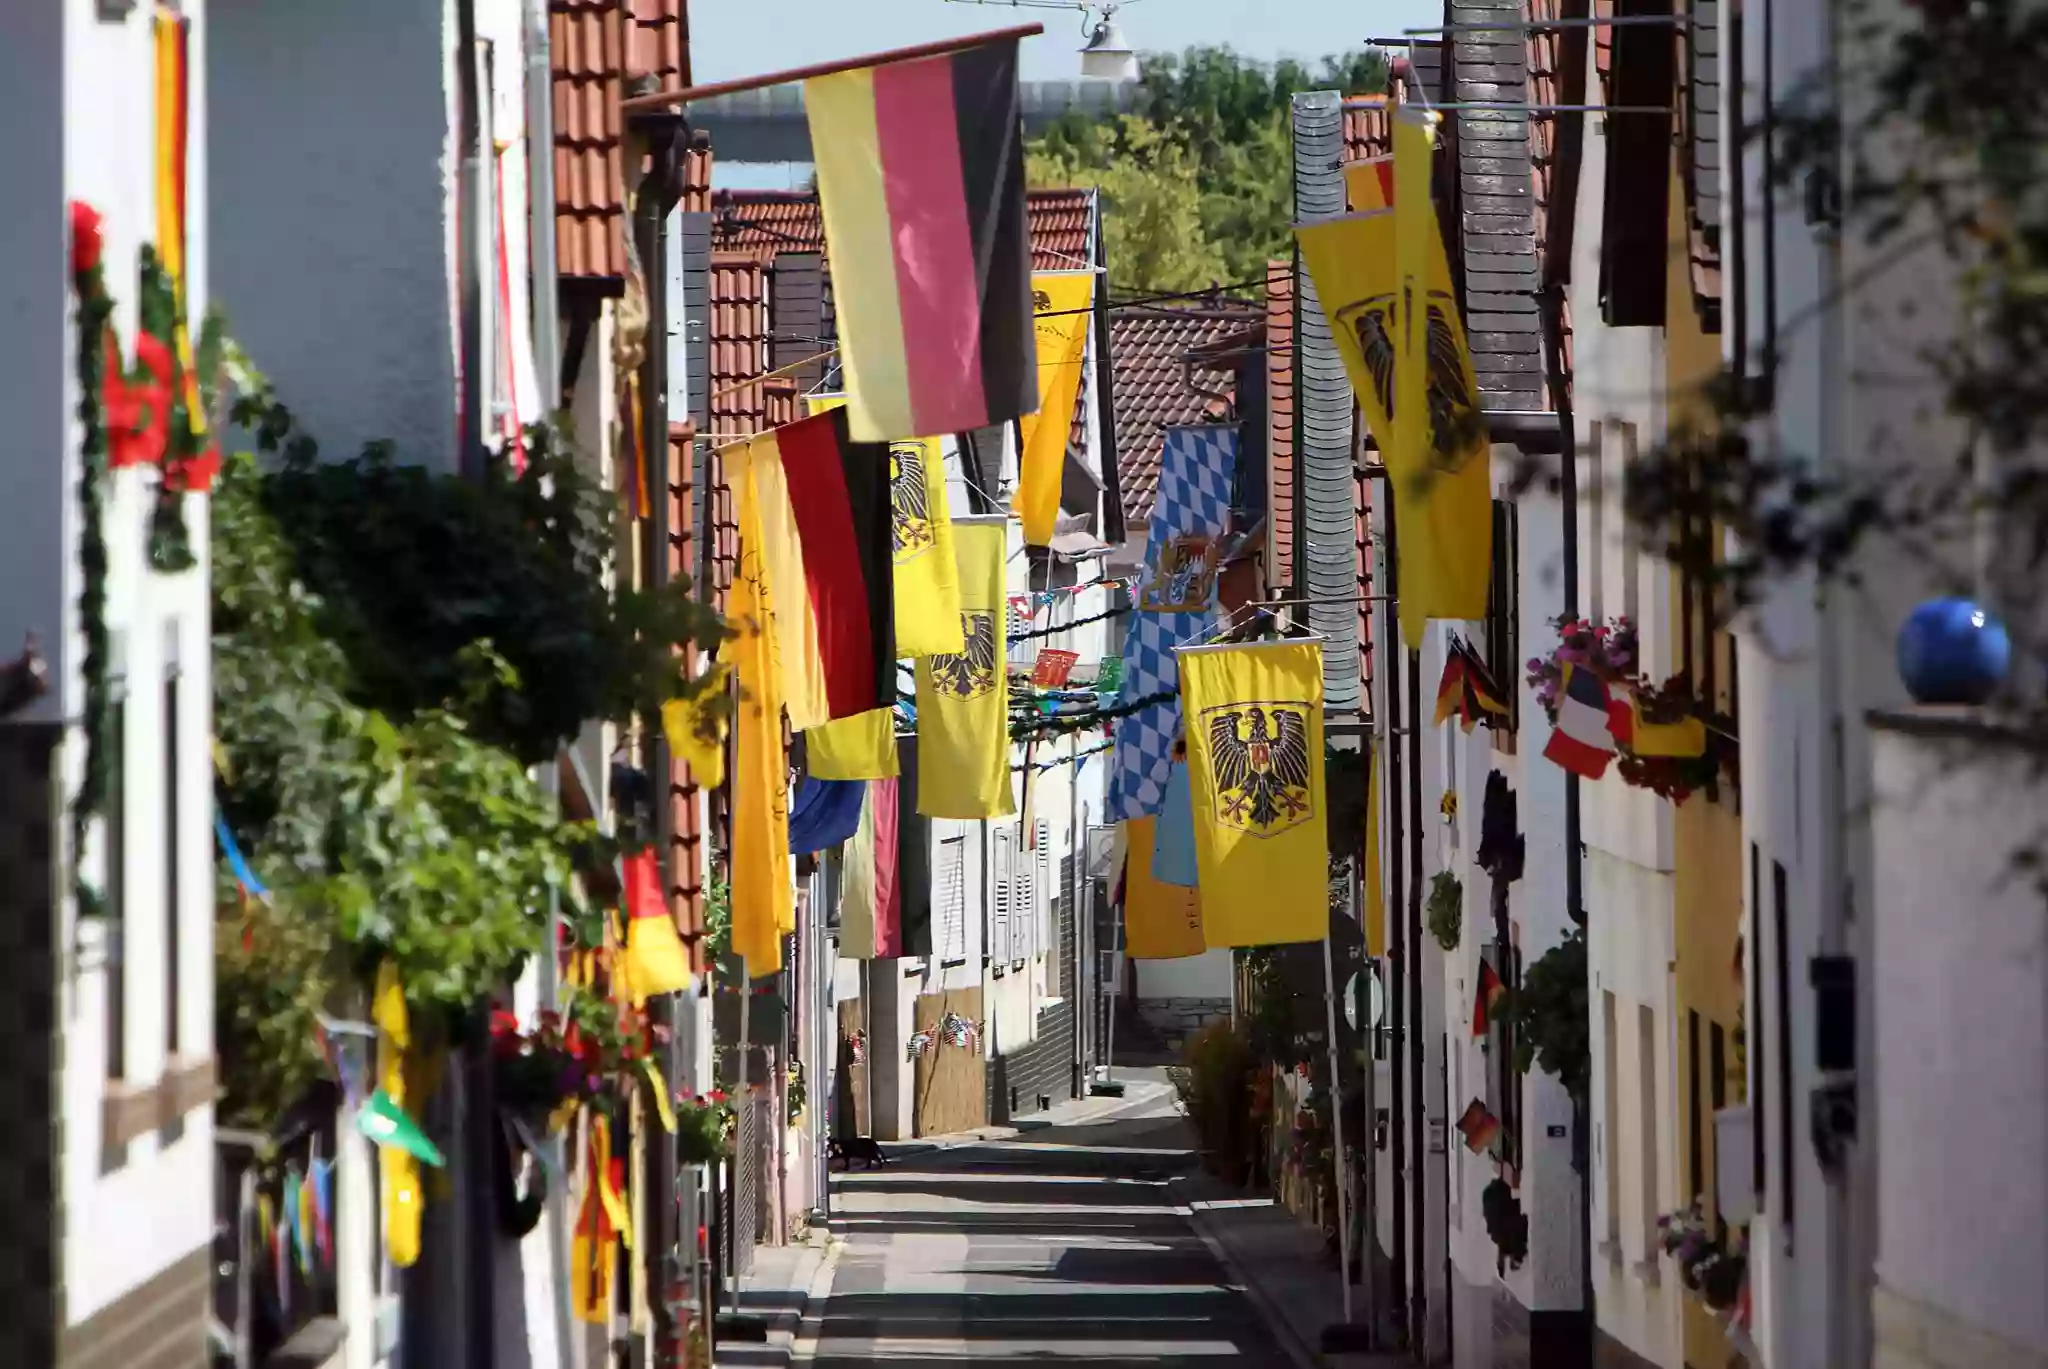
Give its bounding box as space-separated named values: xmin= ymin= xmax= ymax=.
xmin=357 ymin=1089 xmax=445 ymax=1167
xmin=1096 ymin=656 xmax=1124 ymax=694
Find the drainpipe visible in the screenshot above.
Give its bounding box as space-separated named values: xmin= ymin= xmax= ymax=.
xmin=1543 ymin=280 xmax=1592 ymax=1365
xmin=456 ymin=0 xmax=486 ymax=476
xmin=526 ymin=0 xmax=560 ymax=416
xmin=1381 ymin=495 xmax=1408 ymax=1341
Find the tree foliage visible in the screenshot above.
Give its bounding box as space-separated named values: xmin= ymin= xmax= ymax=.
xmin=1028 ymin=46 xmax=1389 ymax=288
xmin=206 ymin=336 xmax=725 ymax=1127
xmin=1027 ymin=115 xmax=1225 ymax=293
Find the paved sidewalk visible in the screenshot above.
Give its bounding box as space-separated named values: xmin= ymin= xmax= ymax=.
xmin=1170 ymin=1168 xmax=1407 ymax=1369
xmin=877 ymin=1071 xmax=1178 ymax=1155
xmin=714 ymin=1235 xmax=839 ymax=1367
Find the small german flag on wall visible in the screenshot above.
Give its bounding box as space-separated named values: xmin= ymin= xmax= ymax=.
xmin=807 ymin=38 xmax=1036 ymax=443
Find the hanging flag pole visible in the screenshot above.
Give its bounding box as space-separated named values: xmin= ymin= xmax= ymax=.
xmin=619 ymin=22 xmax=1045 ymax=113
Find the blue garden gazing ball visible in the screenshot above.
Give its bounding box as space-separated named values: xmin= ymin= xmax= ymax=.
xmin=1896 ymin=597 xmax=2010 ymax=705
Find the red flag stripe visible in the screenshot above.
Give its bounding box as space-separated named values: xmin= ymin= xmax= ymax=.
xmin=871 ymin=777 xmax=902 ymax=957
xmin=872 ymin=56 xmax=986 ymax=437
xmin=775 ymin=410 xmax=893 ymax=717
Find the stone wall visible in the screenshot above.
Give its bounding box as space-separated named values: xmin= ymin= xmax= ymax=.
xmin=1134 ymin=997 xmax=1231 ymax=1052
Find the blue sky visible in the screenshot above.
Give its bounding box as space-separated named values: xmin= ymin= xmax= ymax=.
xmin=691 ymin=0 xmax=1441 ymax=85
xmin=693 ymin=0 xmax=1440 ymax=187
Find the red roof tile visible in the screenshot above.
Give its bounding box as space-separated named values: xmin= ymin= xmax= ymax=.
xmin=1264 ymin=260 xmax=1295 ymax=592
xmin=1343 ymin=97 xmax=1393 ymax=165
xmin=1110 ymin=306 xmax=1259 ymax=527
xmin=551 ymin=0 xmax=699 ymax=281
xmin=711 ymin=188 xmax=1096 ymax=271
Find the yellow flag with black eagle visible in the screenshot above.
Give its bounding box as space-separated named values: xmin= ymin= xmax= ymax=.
xmin=720 ymin=451 xmax=792 ymax=976
xmin=1177 ymin=639 xmax=1328 ymax=947
xmin=1298 ymin=109 xmax=1491 ymax=650
xmin=915 ymin=518 xmax=1015 ymax=819
xmin=1014 ymin=271 xmax=1096 ymax=546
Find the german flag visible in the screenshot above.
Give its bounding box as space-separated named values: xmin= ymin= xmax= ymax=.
xmin=1472 ymin=958 xmax=1507 ymax=1038
xmin=807 ymin=39 xmax=1036 ymax=443
xmin=1433 ymin=649 xmax=1469 ymax=728
xmin=730 ymin=410 xmax=896 ymax=720
xmin=1460 ymin=642 xmax=1510 ymax=723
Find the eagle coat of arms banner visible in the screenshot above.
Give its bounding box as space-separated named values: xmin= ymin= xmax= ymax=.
xmin=914 ymin=518 xmax=1015 ymax=819
xmin=1108 ymin=424 xmax=1238 ymax=821
xmin=1177 ymin=638 xmax=1329 ymax=947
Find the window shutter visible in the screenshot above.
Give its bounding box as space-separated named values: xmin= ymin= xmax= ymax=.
xmin=937 ymin=835 xmax=968 ymax=963
xmin=1033 ymin=820 xmax=1053 ymax=961
xmin=1014 ymin=826 xmax=1035 ymax=962
xmin=991 ymin=828 xmax=1013 ymax=965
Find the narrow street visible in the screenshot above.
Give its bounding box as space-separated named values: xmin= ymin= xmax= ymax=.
xmin=804 ymin=1077 xmax=1292 ymax=1366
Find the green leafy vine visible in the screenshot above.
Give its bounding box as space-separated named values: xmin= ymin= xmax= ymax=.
xmin=68 ymin=202 xmax=112 ymax=918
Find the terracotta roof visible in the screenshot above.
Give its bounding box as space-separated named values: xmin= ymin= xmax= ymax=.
xmin=551 ymin=0 xmax=702 ymax=282
xmin=1264 ymin=260 xmax=1295 ymax=592
xmin=1342 ymin=97 xmax=1393 ymax=164
xmin=710 ymin=187 xmax=1096 ymax=271
xmin=1109 ymin=306 xmax=1258 ymax=527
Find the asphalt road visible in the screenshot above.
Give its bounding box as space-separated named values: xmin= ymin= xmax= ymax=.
xmin=808 ymin=1082 xmax=1290 ymax=1366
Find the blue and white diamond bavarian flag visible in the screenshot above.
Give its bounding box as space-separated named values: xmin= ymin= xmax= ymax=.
xmin=1108 ymin=424 xmax=1238 ymax=820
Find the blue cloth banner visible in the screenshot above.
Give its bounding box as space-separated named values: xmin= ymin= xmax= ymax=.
xmin=788 ymin=776 xmax=867 ymax=854
xmin=1151 ymin=760 xmax=1200 ymax=886
xmin=215 ymin=812 xmax=270 ymax=898
xmin=1108 ymin=424 xmax=1238 ymax=820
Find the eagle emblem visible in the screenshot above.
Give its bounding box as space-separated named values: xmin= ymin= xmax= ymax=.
xmin=890 ymin=441 xmax=933 ymax=560
xmin=926 ymin=612 xmax=998 ymax=701
xmin=1205 ymin=702 xmax=1314 ymax=836
xmin=1335 ymin=290 xmax=1485 ymax=475
xmin=1033 ymin=289 xmax=1053 ymax=312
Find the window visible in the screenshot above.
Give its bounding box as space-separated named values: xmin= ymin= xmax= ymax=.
xmin=1484 ymin=499 xmax=1520 ymax=744
xmin=989 ymin=826 xmax=1014 ymax=967
xmin=164 ymin=650 xmax=180 ymax=1059
xmin=1772 ymin=858 xmax=1793 ymax=1248
xmin=1035 ymin=820 xmax=1053 ymax=968
xmin=1749 ymin=843 xmax=1766 ymax=1204
xmin=1636 ymin=1003 xmax=1660 ymax=1260
xmin=105 ymin=670 xmax=130 ymax=1083
xmin=1687 ymin=1009 xmax=1704 ymax=1204
xmin=1586 ymin=420 xmax=1605 ymax=623
xmin=1603 ymin=989 xmax=1622 ymax=1249
xmin=936 ymin=834 xmax=968 ymax=965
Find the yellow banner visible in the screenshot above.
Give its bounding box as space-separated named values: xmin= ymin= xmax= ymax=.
xmin=720 ymin=459 xmax=791 ymax=975
xmin=806 ymin=706 xmax=900 ymax=780
xmin=1015 ymin=271 xmax=1095 ymax=546
xmin=1122 ymin=817 xmax=1204 ymax=959
xmin=730 ymin=429 xmax=831 ymax=730
xmin=1304 ymin=141 xmax=1490 ymax=649
xmin=660 ymin=662 xmax=729 ymax=791
xmin=809 ymin=394 xmax=964 ymax=659
xmin=915 ymin=519 xmax=1015 ymax=819
xmin=1180 ymin=640 xmax=1328 ymax=947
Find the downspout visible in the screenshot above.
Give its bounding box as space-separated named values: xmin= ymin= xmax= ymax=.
xmin=1543 ymin=280 xmax=1592 ymax=1363
xmin=1090 ymin=190 xmax=1127 ymax=548
xmin=456 ymin=0 xmax=486 ymax=475
xmin=1382 ymin=493 xmax=1408 ymax=1337
xmin=1405 ymin=641 xmax=1425 ymax=1347
xmin=526 ymin=0 xmax=560 ymax=416
xmin=633 ymin=102 xmax=688 ymax=1359
xmin=522 ymin=6 xmax=577 ymax=1360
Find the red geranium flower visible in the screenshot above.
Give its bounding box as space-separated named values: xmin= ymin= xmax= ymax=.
xmin=70 ymin=201 xmax=103 ymax=279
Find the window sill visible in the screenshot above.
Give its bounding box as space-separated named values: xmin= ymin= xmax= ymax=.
xmin=103 ymin=1055 xmax=218 ymax=1152
xmin=1630 ymin=1255 xmax=1662 ymax=1289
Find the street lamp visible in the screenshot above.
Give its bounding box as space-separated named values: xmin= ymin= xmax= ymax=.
xmin=1079 ymin=6 xmax=1138 ymax=81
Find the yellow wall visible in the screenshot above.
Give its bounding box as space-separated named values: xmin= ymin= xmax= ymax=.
xmin=1662 ymin=154 xmax=1746 ymax=1367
